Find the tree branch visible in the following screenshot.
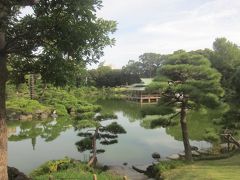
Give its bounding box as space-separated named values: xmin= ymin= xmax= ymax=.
xmin=170 ymin=111 xmax=181 ymax=119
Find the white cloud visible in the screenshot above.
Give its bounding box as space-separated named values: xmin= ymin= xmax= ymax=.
xmin=93 ymin=0 xmax=240 ymax=68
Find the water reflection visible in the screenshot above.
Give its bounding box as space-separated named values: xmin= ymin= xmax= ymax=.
xmin=8 ymin=100 xmax=216 ymax=174
xmin=8 ymin=118 xmax=72 ymax=150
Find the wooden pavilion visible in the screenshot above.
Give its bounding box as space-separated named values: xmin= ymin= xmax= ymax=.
xmin=126 ymin=78 xmax=161 ymax=104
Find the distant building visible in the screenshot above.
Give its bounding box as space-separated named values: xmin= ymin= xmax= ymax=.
xmin=126 ymin=78 xmax=161 ymax=104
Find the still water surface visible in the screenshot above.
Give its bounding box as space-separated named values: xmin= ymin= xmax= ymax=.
xmin=8 ymin=100 xmax=211 ymax=174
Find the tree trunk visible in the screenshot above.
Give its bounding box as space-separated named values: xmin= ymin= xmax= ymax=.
xmin=180 ymin=101 xmax=193 ymax=162
xmin=0 ymin=36 xmax=8 ymax=179
xmin=88 ymin=128 xmax=98 ymax=166
xmin=29 ymin=74 xmax=35 ymax=99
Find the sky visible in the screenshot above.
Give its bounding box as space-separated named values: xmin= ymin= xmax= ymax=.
xmin=21 ymin=0 xmax=240 ymax=69
xmin=96 ymin=0 xmax=240 ymax=68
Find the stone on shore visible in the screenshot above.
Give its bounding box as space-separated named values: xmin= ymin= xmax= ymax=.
xmin=167 ymin=154 xmax=180 ymax=160
xmin=152 ymin=152 xmax=161 ymax=159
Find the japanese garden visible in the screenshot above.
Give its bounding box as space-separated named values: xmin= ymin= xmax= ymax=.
xmin=1 ymin=1 xmax=240 ymax=180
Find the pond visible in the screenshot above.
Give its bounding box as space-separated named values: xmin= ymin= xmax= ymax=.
xmin=7 ymin=100 xmax=217 ymax=174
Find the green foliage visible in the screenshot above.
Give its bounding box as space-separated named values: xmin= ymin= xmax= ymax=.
xmin=77 ymin=104 xmax=101 ymax=113
xmin=141 ymin=105 xmax=175 ymax=116
xmin=154 ymin=160 xmax=184 ymax=177
xmin=6 ymin=0 xmax=117 ymax=87
xmin=122 ymin=53 xmax=165 ymax=78
xmin=32 ymin=166 xmax=121 ymax=180
xmin=103 ymin=122 xmax=126 ymax=134
xmin=153 ymin=51 xmax=224 ymax=109
xmin=96 ymin=112 xmax=118 ymax=121
xmin=166 ymin=108 xmax=224 ymax=141
xmin=6 ymin=98 xmax=49 ymax=114
xmin=75 ymin=138 xmax=92 ymax=152
xmin=203 ymin=128 xmax=219 ymax=142
xmin=30 ymin=157 xmax=73 ymax=176
xmin=54 ymin=104 xmax=68 ymax=116
xmin=77 ymin=112 xmax=96 ymax=119
xmin=41 ymin=87 xmax=101 ymax=117
xmin=8 ymin=117 xmax=73 ymax=144
xmin=30 ymin=157 xmax=121 ymax=180
xmin=141 ymin=114 xmax=178 ymax=129
xmin=74 ymin=120 xmax=100 ymax=129
xmin=88 ymin=66 xmax=141 ymax=87
xmin=220 ymin=108 xmax=240 ymax=129
xmin=210 ymin=38 xmax=240 ymax=104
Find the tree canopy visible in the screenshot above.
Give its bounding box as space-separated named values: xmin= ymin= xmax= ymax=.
xmin=5 ymin=0 xmax=117 ymax=87
xmin=122 ymin=53 xmax=164 ymax=78
xmin=150 ymin=51 xmax=224 ymax=108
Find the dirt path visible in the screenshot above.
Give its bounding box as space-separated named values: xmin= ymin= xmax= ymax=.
xmin=107 ymin=165 xmax=151 ymax=180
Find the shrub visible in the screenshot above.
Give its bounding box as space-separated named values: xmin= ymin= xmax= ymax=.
xmin=54 ymin=104 xmax=68 ymax=116
xmin=203 ymin=128 xmax=219 ymax=142
xmin=7 ymin=98 xmax=50 ymax=114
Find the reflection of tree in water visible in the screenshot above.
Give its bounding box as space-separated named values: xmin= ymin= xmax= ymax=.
xmin=97 ymin=100 xmax=143 ymax=122
xmin=7 ymin=118 xmax=72 ymax=149
xmin=74 ymin=114 xmax=126 ymax=166
xmin=166 ymin=109 xmax=222 ymax=141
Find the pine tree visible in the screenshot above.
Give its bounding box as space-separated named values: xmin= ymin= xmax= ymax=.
xmin=75 ymin=113 xmax=126 ymax=166
xmin=150 ymin=51 xmax=224 ymax=161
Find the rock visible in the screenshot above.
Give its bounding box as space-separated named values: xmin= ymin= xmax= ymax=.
xmin=19 ymin=114 xmax=32 ymax=121
xmin=123 ymin=162 xmax=128 ymax=166
xmin=132 ymin=165 xmax=149 ymax=173
xmin=146 ymin=165 xmax=158 ymax=178
xmin=167 ymin=154 xmax=180 ymax=160
xmin=8 ymin=166 xmax=30 ymax=180
xmin=152 ymin=152 xmax=161 ymax=159
xmin=40 ymin=112 xmax=49 ymax=119
xmin=178 ymin=152 xmax=185 ymax=157
xmin=35 ymin=109 xmax=43 ymax=114
xmin=7 ymin=112 xmax=21 ymax=121
xmin=220 ymin=143 xmax=228 ymax=149
xmin=191 ymin=146 xmax=199 ymax=151
xmin=191 ymin=150 xmax=200 ymax=156
xmin=198 ymin=149 xmax=209 ymax=155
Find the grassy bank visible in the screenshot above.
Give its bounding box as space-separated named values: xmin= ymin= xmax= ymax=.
xmin=30 ymin=158 xmax=121 ymax=180
xmin=158 ymin=152 xmax=240 ymax=180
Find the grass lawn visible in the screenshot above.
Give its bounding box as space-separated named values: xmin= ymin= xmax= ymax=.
xmin=33 ymin=166 xmax=122 ymax=180
xmin=161 ymin=153 xmax=240 ymax=180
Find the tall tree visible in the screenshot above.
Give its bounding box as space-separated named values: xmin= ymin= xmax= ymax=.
xmin=122 ymin=53 xmax=164 ymax=78
xmin=210 ymin=38 xmax=240 ymax=101
xmin=151 ymin=51 xmax=224 ymax=161
xmin=0 ymin=0 xmax=116 ymax=178
xmin=139 ymin=53 xmax=163 ymax=78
